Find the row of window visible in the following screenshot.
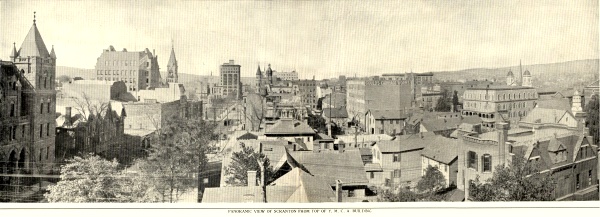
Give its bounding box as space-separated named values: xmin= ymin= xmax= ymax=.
xmin=39 ymin=123 xmax=51 ymax=138
xmin=465 ymin=91 xmax=537 ymax=101
xmin=104 ymin=60 xmax=137 ymax=67
xmin=5 ymin=125 xmax=26 ymax=141
xmin=574 ymin=170 xmax=594 ymax=191
xmin=98 ymin=70 xmax=146 ymax=76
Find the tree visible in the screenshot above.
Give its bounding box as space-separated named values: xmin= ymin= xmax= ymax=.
xmin=451 ymin=90 xmax=459 ymax=111
xmin=134 ymin=114 xmax=217 ymax=203
xmin=244 ymin=93 xmax=266 ymax=131
xmin=469 ymin=151 xmax=555 ymax=201
xmin=417 ymin=165 xmax=446 ymax=195
xmin=225 ymin=143 xmax=275 ymax=186
xmin=307 ymin=113 xmax=327 ymax=133
xmin=57 ymin=75 xmax=71 ymax=83
xmin=44 ymin=155 xmax=130 ymax=202
xmin=585 ymin=94 xmax=599 ymax=145
xmin=435 ymin=89 xmax=452 ymax=112
xmin=377 ymin=188 xmax=420 ymax=202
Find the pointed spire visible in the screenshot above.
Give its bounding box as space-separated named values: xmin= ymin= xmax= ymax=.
xmin=18 ymin=12 xmax=50 ymax=58
xmin=33 ymin=11 xmax=36 ymax=25
xmin=256 ymin=64 xmax=262 ymax=76
xmin=167 ymin=40 xmax=177 ymax=67
xmin=50 ymin=45 xmax=56 ymax=59
xmin=10 ymin=42 xmax=18 ymax=58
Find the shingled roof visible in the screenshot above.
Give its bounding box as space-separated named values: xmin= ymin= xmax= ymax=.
xmin=421 ymin=138 xmax=460 ymax=164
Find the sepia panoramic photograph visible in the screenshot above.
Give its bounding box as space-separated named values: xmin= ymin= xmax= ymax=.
xmin=0 ymin=0 xmax=599 ymax=215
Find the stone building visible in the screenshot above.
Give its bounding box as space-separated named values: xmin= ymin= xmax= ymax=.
xmin=273 ymin=70 xmax=298 ymax=81
xmin=292 ymin=79 xmax=318 ymax=110
xmin=1 ymin=16 xmax=57 ymax=175
xmin=94 ymin=46 xmax=162 ymax=93
xmin=461 ymin=85 xmax=538 ymax=128
xmin=220 ymin=60 xmax=241 ymax=100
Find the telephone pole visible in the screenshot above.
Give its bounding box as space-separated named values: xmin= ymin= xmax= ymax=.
xmin=256 ymin=157 xmax=267 ymax=203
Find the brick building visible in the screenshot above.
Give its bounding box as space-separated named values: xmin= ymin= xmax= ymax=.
xmin=220 ymin=60 xmax=241 ymax=100
xmin=292 ymin=79 xmax=318 ymax=110
xmin=1 ymin=17 xmax=57 ymax=175
xmin=94 ymin=46 xmax=162 ymax=93
xmin=461 ymin=85 xmax=538 ymax=128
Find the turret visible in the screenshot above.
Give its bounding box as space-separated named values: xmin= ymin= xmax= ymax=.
xmin=522 ymin=69 xmax=532 ymax=87
xmin=506 ymin=70 xmax=515 ymax=86
xmin=266 ymin=64 xmax=273 ymax=84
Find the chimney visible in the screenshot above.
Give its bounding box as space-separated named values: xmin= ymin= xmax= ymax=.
xmin=248 ymin=170 xmax=257 ymax=187
xmin=335 ymin=180 xmax=343 ymax=202
xmin=293 ymin=144 xmax=297 ymax=151
xmin=65 ymin=107 xmax=72 ymax=124
xmin=496 ymin=122 xmax=510 ymax=166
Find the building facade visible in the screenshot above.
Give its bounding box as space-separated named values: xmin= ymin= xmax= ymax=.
xmin=461 ymin=86 xmax=538 ymax=128
xmin=220 ymin=60 xmax=241 ymax=100
xmin=273 ymin=70 xmax=298 ymax=81
xmin=293 ymin=79 xmax=318 ymax=110
xmin=95 ymin=46 xmax=162 ymax=92
xmin=1 ymin=18 xmax=57 ymax=175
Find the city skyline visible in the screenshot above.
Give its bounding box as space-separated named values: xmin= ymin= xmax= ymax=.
xmin=1 ymin=0 xmax=597 ymax=80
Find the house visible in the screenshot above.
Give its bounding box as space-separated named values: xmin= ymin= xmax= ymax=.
xmin=335 ymin=133 xmax=393 ymax=150
xmin=520 ymin=107 xmax=580 ymax=129
xmin=263 ymin=119 xmax=317 ymax=150
xmin=421 ymin=138 xmax=460 ymax=188
xmin=321 ymin=107 xmax=348 ymax=128
xmin=313 ymin=133 xmax=335 ymax=151
xmin=359 ymin=148 xmax=373 ymax=165
xmin=369 ymin=132 xmax=436 ymax=188
xmin=419 ymin=116 xmax=481 ymax=138
xmin=365 ymin=109 xmax=409 ymax=135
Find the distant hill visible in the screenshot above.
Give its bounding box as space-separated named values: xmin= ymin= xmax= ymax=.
xmin=430 ymin=59 xmax=599 ymax=90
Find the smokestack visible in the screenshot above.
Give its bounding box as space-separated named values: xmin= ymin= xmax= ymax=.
xmin=496 ymin=122 xmax=510 ymax=166
xmin=248 ymin=170 xmax=257 ymax=187
xmin=335 ymin=180 xmax=343 ymax=202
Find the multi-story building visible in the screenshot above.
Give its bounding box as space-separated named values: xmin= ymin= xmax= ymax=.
xmin=95 ymin=46 xmax=162 ymax=93
xmin=583 ymin=79 xmax=599 ymax=106
xmin=365 ymin=110 xmax=408 ymax=135
xmin=1 ymin=17 xmax=57 ymax=175
xmin=220 ymin=60 xmax=241 ymax=100
xmin=346 ymin=73 xmax=435 ymax=130
xmin=293 ymin=79 xmax=318 ymax=110
xmin=461 ymin=85 xmax=538 ymax=128
xmin=459 ymin=122 xmax=598 ymax=201
xmin=273 ymin=70 xmax=298 ymax=81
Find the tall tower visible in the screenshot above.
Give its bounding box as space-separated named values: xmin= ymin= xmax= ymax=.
xmin=255 ymin=64 xmax=262 ymax=91
xmin=166 ymin=41 xmax=178 ymax=84
xmin=266 ymin=64 xmax=273 ymax=85
xmin=13 ymin=12 xmax=57 ymax=173
xmin=572 ymin=90 xmax=583 ymax=113
xmin=506 ymin=70 xmax=515 ymax=86
xmin=522 ymin=69 xmax=532 ymax=87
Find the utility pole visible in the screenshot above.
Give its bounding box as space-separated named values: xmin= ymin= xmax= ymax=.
xmin=256 ymin=157 xmax=267 ymax=203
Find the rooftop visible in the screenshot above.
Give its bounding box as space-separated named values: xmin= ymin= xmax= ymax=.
xmin=368 ymin=109 xmax=409 ymax=120
xmin=289 ymin=150 xmax=369 ymax=186
xmin=467 ymin=85 xmax=535 ymax=90
xmin=322 ymin=107 xmax=348 ymax=119
xmin=421 ymin=138 xmax=460 ymax=164
xmin=265 ymin=119 xmax=316 ymax=135
xmin=376 ymin=132 xmax=437 ymax=153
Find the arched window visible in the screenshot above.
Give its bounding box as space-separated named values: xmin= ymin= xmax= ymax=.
xmin=482 ymin=154 xmax=492 ymax=172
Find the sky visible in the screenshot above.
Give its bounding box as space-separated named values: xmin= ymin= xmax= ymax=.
xmin=1 ymin=0 xmax=597 ymax=79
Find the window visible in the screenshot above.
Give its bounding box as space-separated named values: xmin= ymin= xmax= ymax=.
xmin=10 ymin=103 xmax=15 ymax=117
xmin=444 ymin=164 xmax=448 ymax=172
xmin=589 ymin=170 xmax=593 ymax=186
xmin=47 ymin=102 xmax=51 ymax=113
xmin=22 ymin=125 xmax=25 ymax=138
xmin=370 ymin=172 xmax=375 ymax=179
xmin=380 ymin=129 xmax=384 ymax=134
xmin=40 ymin=103 xmax=44 ymax=114
xmin=393 ymin=169 xmax=401 ymax=178
xmin=39 ymin=148 xmax=43 ymax=162
xmin=40 ymin=124 xmax=43 ymax=138
xmin=576 ymin=174 xmax=580 ymax=190
xmin=468 ymin=151 xmax=478 ymax=170
xmin=46 ymin=123 xmax=50 ymax=136
xmin=393 ymin=153 xmax=400 ymax=162
xmin=46 ymin=147 xmax=49 ymax=160
xmin=482 ymin=154 xmax=492 ymax=172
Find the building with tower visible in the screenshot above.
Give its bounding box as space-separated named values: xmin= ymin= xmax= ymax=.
xmin=522 ymin=69 xmax=532 ymax=87
xmin=166 ymin=43 xmax=178 ymax=84
xmin=1 ymin=13 xmax=57 ymax=175
xmin=506 ymin=60 xmax=532 ymax=87
xmin=94 ymin=46 xmax=162 ymax=93
xmin=219 ymin=60 xmax=242 ymax=100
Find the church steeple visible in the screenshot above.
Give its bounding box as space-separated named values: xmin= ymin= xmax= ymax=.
xmin=166 ymin=40 xmax=178 ymax=83
xmin=50 ymin=45 xmax=56 ymax=59
xmin=19 ymin=12 xmax=50 ymax=58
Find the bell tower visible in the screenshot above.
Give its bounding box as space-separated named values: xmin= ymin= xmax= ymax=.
xmin=166 ymin=40 xmax=178 ymax=84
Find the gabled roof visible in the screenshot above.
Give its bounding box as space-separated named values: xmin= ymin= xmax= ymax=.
xmin=522 ymin=107 xmax=572 ymax=125
xmin=376 ymin=132 xmax=437 ymax=153
xmin=265 ymin=119 xmax=316 ymax=135
xmin=421 ymin=138 xmax=460 ymax=164
xmin=202 ymin=186 xmax=297 ymax=203
xmin=335 ymin=134 xmax=393 ymax=144
xmin=289 ymin=150 xmax=369 ymax=186
xmin=18 ymin=23 xmax=50 ymax=58
xmin=237 ymin=132 xmax=258 ymax=140
xmin=547 ymin=136 xmax=566 ymax=152
xmin=322 ymin=107 xmax=348 ymax=119
xmin=271 ymin=167 xmax=336 ymax=203
xmin=421 ymin=116 xmax=481 ymax=132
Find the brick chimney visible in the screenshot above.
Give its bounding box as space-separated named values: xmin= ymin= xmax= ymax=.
xmin=496 ymin=122 xmax=510 ymax=166
xmin=248 ymin=170 xmax=257 ymax=187
xmin=65 ymin=107 xmax=72 ymax=125
xmin=335 ymin=180 xmax=343 ymax=202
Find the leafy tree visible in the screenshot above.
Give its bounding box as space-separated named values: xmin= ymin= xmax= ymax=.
xmin=435 ymin=89 xmax=452 ymax=112
xmin=585 ymin=94 xmax=599 ymax=144
xmin=134 ymin=114 xmax=217 ymax=202
xmin=452 ymin=90 xmax=459 ymax=111
xmin=44 ymin=155 xmax=131 ymax=202
xmin=377 ymin=188 xmax=420 ymax=202
xmin=469 ymin=151 xmax=555 ymax=201
xmin=307 ymin=113 xmax=343 ymax=135
xmin=417 ymin=165 xmax=446 ymax=195
xmin=225 ymin=143 xmax=275 ymax=186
